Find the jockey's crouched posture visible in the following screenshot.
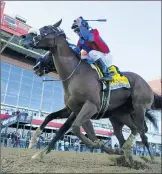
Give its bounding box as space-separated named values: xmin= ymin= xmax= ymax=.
xmin=71 ymin=16 xmax=114 ymax=81
xmin=34 ymin=17 xmax=117 ymax=81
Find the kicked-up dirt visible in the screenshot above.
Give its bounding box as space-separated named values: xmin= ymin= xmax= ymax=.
xmin=1 ymin=147 xmax=161 ymax=173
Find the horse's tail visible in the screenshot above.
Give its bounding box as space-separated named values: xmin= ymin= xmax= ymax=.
xmin=151 ymin=93 xmax=162 ymax=110
xmin=145 ymin=109 xmax=159 ymax=132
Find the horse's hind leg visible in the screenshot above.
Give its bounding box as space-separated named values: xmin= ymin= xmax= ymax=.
xmin=29 ymin=107 xmax=71 ymax=148
xmin=109 ymin=117 xmax=125 ymax=148
xmin=140 ymin=122 xmax=154 ymax=161
xmin=123 ymin=96 xmax=152 ymax=165
xmin=120 ymin=115 xmax=139 ymax=166
xmin=140 ymin=132 xmax=154 ymax=160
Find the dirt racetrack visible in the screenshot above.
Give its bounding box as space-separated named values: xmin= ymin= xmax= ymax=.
xmin=1 ymin=147 xmax=161 ymax=173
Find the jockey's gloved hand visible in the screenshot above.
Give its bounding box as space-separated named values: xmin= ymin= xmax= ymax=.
xmin=75 ymin=17 xmax=83 ymax=27
xmin=75 ymin=17 xmax=89 ymax=28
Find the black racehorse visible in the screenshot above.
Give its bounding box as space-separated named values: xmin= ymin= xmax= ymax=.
xmin=20 ymin=19 xmax=162 ymax=166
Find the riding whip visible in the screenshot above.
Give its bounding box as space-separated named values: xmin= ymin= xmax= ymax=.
xmin=85 ymin=19 xmax=107 ymax=22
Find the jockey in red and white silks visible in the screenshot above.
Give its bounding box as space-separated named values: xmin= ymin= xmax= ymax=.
xmin=71 ymin=16 xmax=113 ymax=81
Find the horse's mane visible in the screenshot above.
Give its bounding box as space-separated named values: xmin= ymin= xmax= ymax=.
xmin=70 ymin=47 xmax=82 ymax=60
xmin=65 ymin=40 xmax=82 ymax=61
xmin=49 ymin=40 xmax=83 ymax=75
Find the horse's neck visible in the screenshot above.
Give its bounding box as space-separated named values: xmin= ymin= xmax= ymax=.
xmin=51 ymin=36 xmax=80 ymax=81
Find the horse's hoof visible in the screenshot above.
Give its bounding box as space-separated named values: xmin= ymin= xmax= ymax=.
xmin=31 ymin=153 xmax=43 ymax=162
xmin=128 ymin=155 xmax=133 ymax=166
xmin=94 ymin=140 xmax=102 ymax=149
xmin=124 ymin=154 xmax=133 ymax=167
xmin=28 ymin=139 xmax=37 ymax=149
xmin=122 ymin=149 xmax=133 ymax=166
xmin=31 ymin=147 xmax=48 ymax=162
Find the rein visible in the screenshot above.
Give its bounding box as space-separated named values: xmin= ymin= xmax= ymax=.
xmin=33 ymin=25 xmax=82 ymax=83
xmin=42 ymin=59 xmax=82 ymax=82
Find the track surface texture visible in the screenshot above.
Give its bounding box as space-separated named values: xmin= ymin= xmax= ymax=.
xmin=1 ymin=148 xmax=161 ymax=173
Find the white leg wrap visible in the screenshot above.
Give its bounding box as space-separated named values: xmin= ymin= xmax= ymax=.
xmin=122 ymin=133 xmax=139 ymax=149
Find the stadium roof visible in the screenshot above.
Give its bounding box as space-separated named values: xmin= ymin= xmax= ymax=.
xmin=1 ymin=31 xmax=47 ymax=59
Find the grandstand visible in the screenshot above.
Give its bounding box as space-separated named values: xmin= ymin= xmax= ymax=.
xmin=0 ymin=1 xmax=161 ymax=151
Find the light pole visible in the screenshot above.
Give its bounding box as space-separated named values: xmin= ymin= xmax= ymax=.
xmin=39 ymin=76 xmax=45 ymax=118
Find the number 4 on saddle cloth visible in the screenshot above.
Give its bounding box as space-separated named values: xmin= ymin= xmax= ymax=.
xmin=91 ymin=64 xmax=131 ymax=91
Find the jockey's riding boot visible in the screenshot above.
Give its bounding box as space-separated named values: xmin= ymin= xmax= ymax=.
xmin=95 ymin=58 xmax=113 ymax=81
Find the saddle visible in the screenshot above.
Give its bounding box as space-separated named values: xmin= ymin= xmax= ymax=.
xmin=90 ymin=63 xmax=131 ymax=119
xmin=91 ymin=64 xmax=131 ymax=91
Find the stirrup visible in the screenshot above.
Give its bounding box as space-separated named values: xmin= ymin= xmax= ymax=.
xmin=100 ymin=76 xmax=113 ymax=81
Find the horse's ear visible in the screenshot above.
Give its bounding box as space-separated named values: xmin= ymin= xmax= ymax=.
xmin=53 ymin=19 xmax=62 ymax=28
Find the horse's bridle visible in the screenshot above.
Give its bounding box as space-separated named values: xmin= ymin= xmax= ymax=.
xmin=43 ymin=57 xmax=82 ymax=82
xmin=32 ymin=25 xmax=65 ymax=47
xmin=33 ymin=26 xmax=82 ymax=83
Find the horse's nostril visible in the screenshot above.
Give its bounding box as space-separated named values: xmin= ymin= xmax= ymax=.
xmin=44 ymin=67 xmax=48 ymax=71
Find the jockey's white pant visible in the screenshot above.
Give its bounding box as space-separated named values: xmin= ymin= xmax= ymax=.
xmin=81 ymin=50 xmax=113 ymax=68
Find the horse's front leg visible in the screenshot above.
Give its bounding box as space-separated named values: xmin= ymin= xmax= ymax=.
xmin=71 ymin=100 xmax=98 ymax=149
xmin=31 ymin=112 xmax=76 ymax=161
xmin=29 ymin=107 xmax=71 ymax=149
xmin=71 ymin=100 xmax=114 ymax=154
xmin=82 ymin=120 xmax=98 ymax=142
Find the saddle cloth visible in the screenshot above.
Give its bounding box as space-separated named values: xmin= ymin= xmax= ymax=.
xmin=90 ymin=64 xmax=131 ymax=90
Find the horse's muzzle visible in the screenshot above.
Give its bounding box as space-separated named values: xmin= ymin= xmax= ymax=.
xmin=33 ymin=62 xmax=49 ymax=77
